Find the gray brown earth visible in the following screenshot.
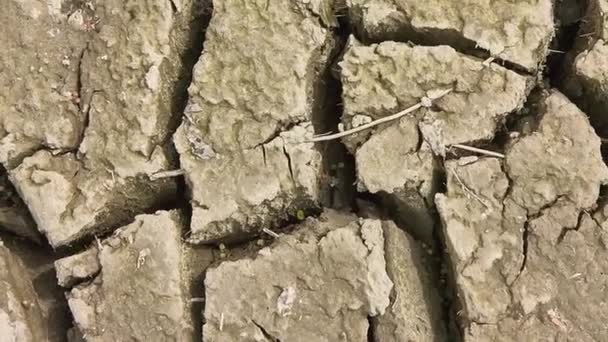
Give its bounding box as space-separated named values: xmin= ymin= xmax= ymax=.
xmin=1 ymin=0 xmax=608 ymax=341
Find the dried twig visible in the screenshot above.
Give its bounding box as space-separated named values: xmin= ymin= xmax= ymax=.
xmin=150 ymin=169 xmax=185 ymax=180
xmin=548 ymin=49 xmax=566 ymax=54
xmin=578 ymin=31 xmax=596 ymax=38
xmin=482 ymin=56 xmax=495 ymax=66
xmin=451 ymin=168 xmax=489 ymax=209
xmin=262 ymin=228 xmax=280 ymax=238
xmin=310 ymin=88 xmax=453 ymax=142
xmin=450 ymin=144 xmax=505 ymax=159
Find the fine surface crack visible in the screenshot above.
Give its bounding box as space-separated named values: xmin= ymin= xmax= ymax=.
xmin=282 ymin=145 xmax=295 ymax=183
xmin=252 ymin=320 xmax=281 ymax=342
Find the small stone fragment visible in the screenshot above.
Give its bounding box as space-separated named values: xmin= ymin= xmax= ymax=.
xmin=67 ymin=211 xmax=213 ymax=341
xmin=347 ymin=0 xmax=555 ymax=71
xmin=373 ymin=221 xmax=447 ymax=341
xmin=55 ymin=246 xmax=100 ymax=288
xmin=202 ymin=214 xmax=393 ymax=341
xmin=175 ymin=0 xmax=337 ymax=243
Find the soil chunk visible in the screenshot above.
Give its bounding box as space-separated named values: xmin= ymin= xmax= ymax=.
xmin=0 ymin=237 xmax=69 ymax=341
xmin=66 ymin=210 xmax=213 ymax=341
xmin=174 ymin=0 xmax=338 ymax=243
xmin=437 ymin=90 xmax=608 ymax=339
xmin=5 ymin=0 xmax=203 ymax=247
xmin=347 ymin=0 xmax=554 ymax=71
xmin=340 ymin=39 xmax=530 ymax=241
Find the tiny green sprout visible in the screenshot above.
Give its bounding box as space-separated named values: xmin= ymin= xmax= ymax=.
xmin=296 ymin=209 xmax=305 ymax=221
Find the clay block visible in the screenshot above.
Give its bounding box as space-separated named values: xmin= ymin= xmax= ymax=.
xmin=55 ymin=246 xmax=100 ymax=288
xmin=175 ymin=0 xmax=337 ymax=243
xmin=437 ymin=90 xmax=608 ymax=338
xmin=436 ymin=157 xmax=523 ymax=323
xmin=373 ymin=221 xmax=446 ymax=341
xmin=5 ymin=0 xmax=205 ymax=247
xmin=202 ymin=214 xmax=393 ymax=341
xmin=340 ymin=38 xmax=530 ymax=241
xmin=67 ymin=210 xmax=213 ymax=341
xmin=0 ymin=237 xmax=69 ymax=341
xmin=0 ymin=1 xmax=89 ymax=168
xmin=464 ymin=200 xmax=608 ymax=341
xmin=347 ymin=0 xmax=554 ymax=71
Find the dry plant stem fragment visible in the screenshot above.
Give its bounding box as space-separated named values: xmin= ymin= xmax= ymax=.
xmin=311 ymin=88 xmax=453 ymax=142
xmin=174 ymin=0 xmax=337 ymax=244
xmin=2 ymin=0 xmax=204 ymax=247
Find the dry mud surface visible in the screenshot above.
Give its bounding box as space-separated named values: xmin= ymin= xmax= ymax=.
xmin=1 ymin=0 xmax=608 ymax=341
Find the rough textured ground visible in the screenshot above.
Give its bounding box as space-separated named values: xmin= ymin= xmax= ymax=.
xmin=203 ymin=212 xmax=445 ymax=341
xmin=175 ymin=0 xmax=336 ymax=244
xmin=2 ymin=0 xmax=201 ymax=247
xmin=437 ymin=90 xmax=608 ymax=339
xmin=1 ymin=0 xmax=608 ymax=341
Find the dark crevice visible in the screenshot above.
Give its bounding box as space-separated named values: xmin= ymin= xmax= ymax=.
xmin=557 ymin=209 xmax=589 ymax=244
xmin=0 ymin=231 xmax=73 ymax=341
xmin=350 ymin=17 xmax=533 ymax=76
xmin=249 ymin=120 xmax=306 ymax=151
xmin=61 ymin=268 xmax=102 ymax=290
xmin=312 ymin=13 xmax=357 ymax=210
xmin=518 ymin=221 xmax=530 ymax=274
xmin=355 ymin=175 xmax=459 ymax=341
xmin=548 ymin=0 xmax=588 ymax=86
xmin=430 ymin=166 xmax=464 ymax=342
xmin=169 ymin=0 xmax=178 ymax=14
xmin=367 ymin=316 xmax=376 ymax=342
xmin=282 ymin=146 xmax=295 ymax=183
xmin=162 ymin=0 xmax=213 ymax=250
xmin=74 ymin=45 xmax=87 ymax=113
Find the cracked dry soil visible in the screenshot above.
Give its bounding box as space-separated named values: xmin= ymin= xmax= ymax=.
xmin=1 ymin=0 xmax=608 ymax=341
